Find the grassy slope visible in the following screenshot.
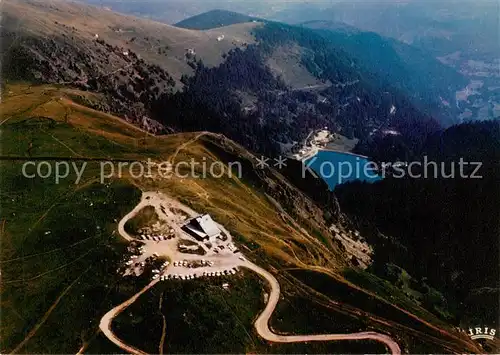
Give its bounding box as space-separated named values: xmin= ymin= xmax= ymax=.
xmin=0 ymin=84 xmax=480 ymax=353
xmin=0 ymin=85 xmax=146 ymax=352
xmin=3 ymin=0 xmax=259 ymax=84
xmin=0 ymin=84 xmax=344 ymax=268
xmin=0 ymin=83 xmax=343 ymax=352
xmin=124 ymin=206 xmax=159 ymax=235
xmin=112 ymin=271 xmax=387 ymax=354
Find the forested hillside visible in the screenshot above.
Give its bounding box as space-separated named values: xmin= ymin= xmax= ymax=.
xmin=336 ymin=121 xmax=500 ymax=329
xmin=300 ymin=23 xmax=467 ymax=124
xmin=151 ymin=22 xmax=442 ymax=155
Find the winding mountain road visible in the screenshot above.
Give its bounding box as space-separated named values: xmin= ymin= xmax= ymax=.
xmin=99 ymin=280 xmax=158 ymax=355
xmin=99 ymin=192 xmax=401 ymax=355
xmin=242 ymin=262 xmax=401 ymax=354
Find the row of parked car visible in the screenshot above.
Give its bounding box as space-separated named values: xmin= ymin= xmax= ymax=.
xmin=151 ymin=267 xmax=239 ymax=281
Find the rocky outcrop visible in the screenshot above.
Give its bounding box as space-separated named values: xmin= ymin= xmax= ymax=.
xmin=2 ymin=32 xmax=175 ymax=134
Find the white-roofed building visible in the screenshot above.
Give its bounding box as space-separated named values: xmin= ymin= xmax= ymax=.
xmin=182 ymin=214 xmax=221 ymax=242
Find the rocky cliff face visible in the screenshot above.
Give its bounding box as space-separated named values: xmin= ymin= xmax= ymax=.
xmin=2 ymin=32 xmax=175 ymax=133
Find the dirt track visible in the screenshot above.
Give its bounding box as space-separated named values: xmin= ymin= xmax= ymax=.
xmin=99 ymin=280 xmax=158 ymax=355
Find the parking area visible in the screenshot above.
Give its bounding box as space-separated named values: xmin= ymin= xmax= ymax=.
xmin=118 ymin=191 xmax=248 ymax=282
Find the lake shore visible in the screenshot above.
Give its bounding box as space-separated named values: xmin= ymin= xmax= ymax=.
xmin=310 ymin=148 xmax=369 ymax=160
xmin=302 ymin=150 xmax=382 ymax=190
